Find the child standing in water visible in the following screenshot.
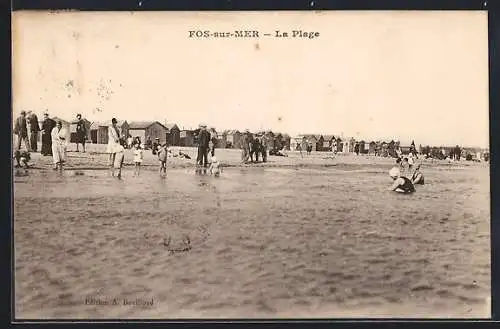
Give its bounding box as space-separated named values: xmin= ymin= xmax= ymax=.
xmin=157 ymin=143 xmax=168 ymax=176
xmin=133 ymin=143 xmax=143 ymax=176
xmin=209 ymin=156 xmax=222 ymax=177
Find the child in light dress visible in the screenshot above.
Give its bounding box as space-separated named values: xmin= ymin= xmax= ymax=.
xmin=209 ymin=156 xmax=222 ymax=177
xmin=133 ymin=143 xmax=143 ymax=176
xmin=157 ymin=143 xmax=168 ymax=176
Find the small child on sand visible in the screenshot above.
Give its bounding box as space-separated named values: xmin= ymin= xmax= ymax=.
xmin=14 ymin=150 xmax=31 ymax=168
xmin=157 ymin=143 xmax=168 ymax=176
xmin=209 ymin=156 xmax=222 ymax=177
xmin=133 ymin=143 xmax=143 ymax=176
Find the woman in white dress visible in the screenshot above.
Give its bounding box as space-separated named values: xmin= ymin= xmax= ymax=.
xmin=107 ymin=118 xmax=125 ymax=178
xmin=51 ymin=121 xmax=68 ymax=170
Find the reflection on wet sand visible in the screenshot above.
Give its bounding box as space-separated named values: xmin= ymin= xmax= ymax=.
xmin=14 ymin=162 xmax=490 ymax=319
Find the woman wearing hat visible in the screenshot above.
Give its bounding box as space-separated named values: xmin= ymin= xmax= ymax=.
xmin=388 ymin=167 xmax=416 ymax=193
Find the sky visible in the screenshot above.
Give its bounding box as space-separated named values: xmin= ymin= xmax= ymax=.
xmin=12 ymin=11 xmax=489 ymax=147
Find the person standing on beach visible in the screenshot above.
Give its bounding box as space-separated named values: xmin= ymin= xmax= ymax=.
xmin=133 ymin=143 xmax=143 ymax=176
xmin=14 ymin=111 xmax=30 ymax=151
xmin=240 ymin=130 xmax=251 ymax=163
xmin=107 ymin=118 xmax=124 ymax=178
xmin=260 ymin=134 xmax=268 ymax=162
xmin=27 ymin=111 xmax=40 ymax=152
xmin=75 ymin=114 xmax=87 ymax=153
xmin=41 ymin=112 xmax=56 ymax=156
xmin=197 ymin=124 xmax=210 ymax=167
xmin=209 ymin=128 xmax=218 ymax=157
xmin=354 ymin=142 xmax=360 ymax=155
xmin=158 ymin=142 xmax=168 ymax=176
xmin=51 ymin=121 xmax=68 ymax=171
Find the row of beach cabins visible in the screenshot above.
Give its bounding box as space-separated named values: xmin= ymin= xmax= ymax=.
xmin=39 ymin=117 xmax=488 ymax=161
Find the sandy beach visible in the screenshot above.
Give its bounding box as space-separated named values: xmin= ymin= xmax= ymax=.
xmin=14 ymin=145 xmax=491 ymax=319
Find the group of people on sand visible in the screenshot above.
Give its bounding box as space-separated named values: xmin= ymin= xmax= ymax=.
xmin=388 ymin=152 xmax=425 ymax=194
xmin=240 ymin=129 xmax=269 ymax=163
xmin=105 ymin=121 xmax=222 ymax=179
xmin=13 ymin=110 xmax=70 ymax=171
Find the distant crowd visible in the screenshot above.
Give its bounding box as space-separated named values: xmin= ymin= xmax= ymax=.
xmin=13 ymin=110 xmax=489 ymax=179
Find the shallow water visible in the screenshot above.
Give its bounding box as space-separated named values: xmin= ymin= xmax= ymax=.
xmin=14 ymin=164 xmax=490 ymax=318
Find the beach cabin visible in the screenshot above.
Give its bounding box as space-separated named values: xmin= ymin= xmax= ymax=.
xmin=400 ymin=146 xmax=412 ymax=155
xmin=90 ymin=120 xmax=129 ymax=144
xmin=128 ymin=121 xmax=168 ymax=145
xmin=165 ymin=123 xmax=181 ymax=146
xmin=216 ymin=132 xmax=227 ymax=149
xmin=225 ymin=130 xmax=241 ymax=149
xmin=359 ymin=140 xmax=367 ymax=154
xmin=179 ymin=130 xmax=195 ymax=147
xmin=281 ymin=134 xmax=291 ymax=150
xmin=89 ymin=121 xmax=108 ymax=144
xmin=321 ymin=135 xmax=333 ymax=151
xmin=315 ymin=135 xmax=325 ymax=151
xmin=301 ymin=134 xmax=318 ymax=151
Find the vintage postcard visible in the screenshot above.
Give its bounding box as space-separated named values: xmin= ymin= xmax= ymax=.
xmin=12 ymin=10 xmax=490 ymax=319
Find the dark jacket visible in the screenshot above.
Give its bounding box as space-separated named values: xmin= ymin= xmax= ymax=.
xmin=76 ymin=119 xmax=87 ymax=136
xmin=198 ymin=129 xmax=210 ymax=148
xmin=29 ymin=114 xmax=40 ymax=133
xmin=42 ymin=118 xmax=56 ymax=135
xmin=14 ymin=116 xmax=28 ymax=136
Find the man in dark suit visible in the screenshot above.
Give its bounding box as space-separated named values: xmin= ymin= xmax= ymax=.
xmin=197 ymin=124 xmax=210 ymax=168
xmin=14 ymin=111 xmax=30 ymax=151
xmin=28 ymin=111 xmax=40 ymax=152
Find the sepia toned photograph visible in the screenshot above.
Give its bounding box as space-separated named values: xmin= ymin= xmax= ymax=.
xmin=12 ymin=10 xmax=490 ymax=319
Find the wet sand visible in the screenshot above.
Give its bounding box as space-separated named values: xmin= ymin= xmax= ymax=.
xmin=14 ymin=146 xmax=490 ymax=319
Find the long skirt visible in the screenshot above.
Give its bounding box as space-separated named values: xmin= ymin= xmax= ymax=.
xmin=41 ymin=133 xmax=52 ymax=156
xmin=52 ymin=143 xmax=66 ymax=164
xmin=30 ymin=132 xmax=38 ymax=152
